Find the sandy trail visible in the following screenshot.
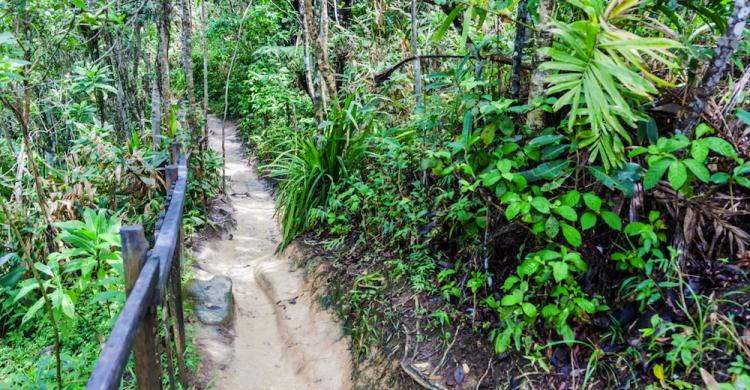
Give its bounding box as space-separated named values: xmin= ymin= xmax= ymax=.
xmin=191 ymin=116 xmax=352 ymax=390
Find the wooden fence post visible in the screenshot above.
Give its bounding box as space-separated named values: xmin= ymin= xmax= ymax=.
xmin=164 ymin=164 xmax=188 ymax=385
xmin=121 ymin=225 xmax=161 ymax=390
xmin=165 ymin=165 xmax=178 ymax=192
xmin=170 ymin=142 xmax=180 ymax=165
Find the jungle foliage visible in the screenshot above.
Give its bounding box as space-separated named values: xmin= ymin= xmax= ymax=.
xmin=202 ymin=0 xmax=750 ymax=388
xmin=1 ymin=0 xmax=220 ymax=387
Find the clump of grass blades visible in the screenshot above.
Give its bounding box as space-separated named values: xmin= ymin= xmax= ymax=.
xmin=264 ymin=98 xmax=369 ymax=250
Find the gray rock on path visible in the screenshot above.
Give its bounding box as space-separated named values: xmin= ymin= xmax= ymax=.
xmin=187 ymin=275 xmax=234 ymax=325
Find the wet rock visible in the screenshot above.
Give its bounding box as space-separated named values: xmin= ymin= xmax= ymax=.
xmin=187 ymin=275 xmax=234 ymax=325
xmin=453 ymin=365 xmax=465 ymax=384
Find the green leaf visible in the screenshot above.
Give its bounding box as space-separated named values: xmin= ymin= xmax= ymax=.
xmin=62 ymin=293 xmax=75 ymax=319
xmin=553 ymin=205 xmax=578 ymax=222
xmin=528 ymin=134 xmax=564 ymax=148
xmin=517 ymin=259 xmax=540 ymax=278
xmin=691 ymin=142 xmax=709 ymax=163
xmin=552 ymin=261 xmax=570 ymax=282
xmin=561 ymin=223 xmax=582 ymax=247
xmin=22 ymin=297 xmax=45 ymax=325
xmin=574 ymin=297 xmax=597 ymax=314
xmin=505 ymin=202 xmax=522 ymax=220
xmin=600 ymin=210 xmax=622 ymax=231
xmin=701 ymin=137 xmax=737 ymax=159
xmin=560 ymin=190 xmax=580 ymax=207
xmin=710 ymin=172 xmax=730 ymax=184
xmin=521 ymin=302 xmax=538 ymax=317
xmin=644 ymin=158 xmax=671 ymax=190
xmin=695 ymin=123 xmax=714 ymax=138
xmin=481 ymin=124 xmax=496 ymax=145
xmin=683 ymin=159 xmax=710 ymax=183
xmin=580 ymin=211 xmax=597 ymax=230
xmin=667 ymin=161 xmax=688 ymax=190
xmin=531 ymin=196 xmax=551 ymax=213
xmin=541 ymin=304 xmax=559 ymax=318
xmin=583 ymin=192 xmax=602 ymax=212
xmin=545 ymin=216 xmax=560 ymax=238
xmin=737 ymin=109 xmax=750 ymax=125
xmin=501 ymin=289 xmax=524 ymax=306
xmin=433 ymin=4 xmax=463 ymax=42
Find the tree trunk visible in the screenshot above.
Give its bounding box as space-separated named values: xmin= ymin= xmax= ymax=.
xmin=526 ymin=0 xmax=552 ymax=130
xmin=180 ymin=0 xmax=198 ymax=143
xmin=302 ymin=0 xmax=323 ymax=117
xmin=676 ymin=0 xmax=750 ymax=138
xmin=411 ymin=0 xmax=423 ymax=107
xmin=201 ymin=0 xmax=209 ymax=134
xmin=315 ymin=0 xmax=338 ymax=107
xmin=510 ymin=0 xmax=529 ymax=100
xmin=157 ymin=0 xmax=172 ymax=140
xmin=151 ymin=51 xmax=162 ymax=148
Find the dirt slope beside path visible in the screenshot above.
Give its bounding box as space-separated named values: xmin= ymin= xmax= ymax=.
xmin=191 ymin=116 xmax=352 ymax=390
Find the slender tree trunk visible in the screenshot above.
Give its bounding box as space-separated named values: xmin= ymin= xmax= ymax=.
xmin=676 ymin=0 xmax=750 ymax=138
xmin=411 ymin=0 xmax=423 ymax=107
xmin=510 ymin=0 xmax=529 ymax=100
xmin=151 ymin=51 xmax=162 ymax=148
xmin=157 ymin=0 xmax=172 ymax=140
xmin=302 ymin=0 xmax=323 ymax=117
xmin=315 ymin=0 xmax=337 ymax=107
xmin=526 ymin=0 xmax=552 ymax=130
xmin=180 ymin=0 xmax=198 ymax=142
xmin=200 ymin=0 xmax=210 ymax=213
xmin=300 ymin=0 xmax=316 ymax=103
xmin=201 ymin=0 xmax=209 ymax=133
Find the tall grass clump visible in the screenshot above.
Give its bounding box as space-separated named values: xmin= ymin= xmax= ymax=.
xmin=264 ymin=97 xmax=374 ymax=249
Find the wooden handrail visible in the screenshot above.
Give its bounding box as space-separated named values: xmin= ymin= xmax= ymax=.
xmin=86 ymin=145 xmax=190 ymax=390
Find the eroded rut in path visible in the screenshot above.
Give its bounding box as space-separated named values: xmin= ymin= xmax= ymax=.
xmin=191 ymin=116 xmax=352 ymax=390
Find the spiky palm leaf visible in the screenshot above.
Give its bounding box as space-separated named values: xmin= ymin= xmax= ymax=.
xmin=540 ymin=0 xmax=681 ymax=170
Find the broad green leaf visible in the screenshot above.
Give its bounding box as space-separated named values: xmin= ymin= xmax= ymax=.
xmin=554 ymin=205 xmax=578 ymax=222
xmin=580 ymin=211 xmax=597 ymax=230
xmin=667 ymin=161 xmax=687 ymax=190
xmin=545 ymin=216 xmax=560 ymax=238
xmin=560 ymin=190 xmax=580 ymax=207
xmin=582 ymin=192 xmax=602 ymax=212
xmin=22 ymin=297 xmax=45 ymax=325
xmin=737 ymin=110 xmax=750 ymax=125
xmin=691 ymin=141 xmax=709 ymax=162
xmin=531 ymin=197 xmax=551 ymax=213
xmin=505 ymin=202 xmax=522 ymax=220
xmin=701 ymin=137 xmax=737 ymax=159
xmin=683 ymin=159 xmax=710 ymax=183
xmin=561 ymin=223 xmax=582 ymax=247
xmin=62 ymin=293 xmax=75 ymax=319
xmin=552 ymin=261 xmax=570 ymax=282
xmin=501 ymin=289 xmax=524 ymax=306
xmin=644 ymin=158 xmax=671 ymax=190
xmin=710 ymin=172 xmax=730 ymax=184
xmin=600 ymin=210 xmax=622 ymax=231
xmin=521 ymin=302 xmax=538 ymax=317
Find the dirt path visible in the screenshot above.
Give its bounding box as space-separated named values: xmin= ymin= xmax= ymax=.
xmin=191 ymin=116 xmax=352 ymax=389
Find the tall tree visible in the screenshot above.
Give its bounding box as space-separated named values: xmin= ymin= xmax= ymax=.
xmin=676 ymin=0 xmax=750 ymax=138
xmin=180 ymin=0 xmax=198 ymax=142
xmin=526 ymin=0 xmax=553 ymax=130
xmin=411 ymin=0 xmax=423 ymax=107
xmin=157 ymin=0 xmax=172 ymax=143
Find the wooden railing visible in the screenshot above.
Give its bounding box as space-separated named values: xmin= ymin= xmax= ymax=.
xmin=87 ymin=143 xmax=190 ymax=390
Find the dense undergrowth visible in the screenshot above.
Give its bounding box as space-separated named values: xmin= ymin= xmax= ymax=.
xmin=204 ymin=0 xmax=750 ymax=388
xmin=0 ymin=0 xmax=223 ymax=387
